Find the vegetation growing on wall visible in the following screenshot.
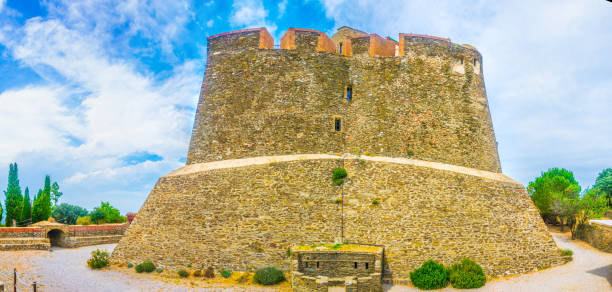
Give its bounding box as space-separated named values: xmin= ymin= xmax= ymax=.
xmin=332 ymin=167 xmax=347 ymax=185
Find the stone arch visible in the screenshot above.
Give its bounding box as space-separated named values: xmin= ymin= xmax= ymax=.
xmin=47 ymin=229 xmax=66 ymax=247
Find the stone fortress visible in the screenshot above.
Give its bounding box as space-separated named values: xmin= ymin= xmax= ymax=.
xmin=111 ymin=26 xmax=567 ymax=288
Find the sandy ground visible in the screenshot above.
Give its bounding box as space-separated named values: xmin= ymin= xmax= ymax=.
xmin=0 ymin=230 xmax=609 ymax=291
xmin=386 ymin=230 xmax=612 ymax=292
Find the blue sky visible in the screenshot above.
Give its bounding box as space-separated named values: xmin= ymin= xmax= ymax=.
xmin=0 ymin=0 xmax=610 ymax=214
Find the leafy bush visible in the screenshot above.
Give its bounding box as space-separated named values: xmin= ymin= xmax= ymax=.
xmin=254 ymin=267 xmax=285 ymax=285
xmin=332 ymin=168 xmax=347 ymax=185
xmin=204 ymin=266 xmax=215 ymax=278
xmin=52 ymin=203 xmax=89 ymax=225
xmin=87 ymin=249 xmax=109 ymax=269
xmin=193 ymin=270 xmax=202 ymax=277
xmin=127 ymin=263 xmax=133 ymax=268
xmin=221 ymin=269 xmax=232 ymax=278
xmin=334 ymin=198 xmax=342 ymax=204
xmin=135 ymin=261 xmax=156 ymax=273
xmin=76 ymin=216 xmax=92 ymax=225
xmin=372 ymin=200 xmax=380 ymax=205
xmin=178 ymin=269 xmax=189 ymax=278
xmin=448 ymin=258 xmax=486 ymax=289
xmin=561 ymin=249 xmax=573 ymax=256
xmin=410 ymin=260 xmax=449 ymax=290
xmin=156 ymin=267 xmax=163 ymax=273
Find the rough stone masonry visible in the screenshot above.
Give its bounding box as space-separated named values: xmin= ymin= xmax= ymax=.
xmin=111 ymin=26 xmax=567 ymax=280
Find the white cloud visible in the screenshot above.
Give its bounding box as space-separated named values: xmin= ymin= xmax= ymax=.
xmin=0 ymin=0 xmax=5 ymax=13
xmin=206 ymin=19 xmax=214 ymax=28
xmin=318 ymin=0 xmax=612 ymax=188
xmin=229 ymin=0 xmax=276 ymax=34
xmin=278 ymin=0 xmax=288 ymax=18
xmin=0 ymin=4 xmax=202 ymax=211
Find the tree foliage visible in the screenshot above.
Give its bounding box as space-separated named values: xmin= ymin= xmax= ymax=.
xmin=90 ymin=202 xmax=126 ymax=224
xmin=4 ymin=163 xmax=23 ymax=226
xmin=20 ymin=187 xmax=32 ymax=223
xmin=594 ymin=168 xmax=612 ymax=208
xmin=32 ymin=176 xmax=52 ymax=223
xmin=50 ymin=181 xmax=63 ymax=206
xmin=528 ymin=168 xmax=581 ymax=220
xmin=52 ymin=203 xmax=89 ymax=225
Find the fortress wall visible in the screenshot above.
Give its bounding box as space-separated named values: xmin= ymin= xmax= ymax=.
xmin=207 ymin=28 xmax=273 ymax=54
xmin=189 ymin=26 xmax=501 ymax=171
xmin=187 ymin=42 xmax=501 ymax=172
xmin=111 ymin=158 xmax=565 ymax=278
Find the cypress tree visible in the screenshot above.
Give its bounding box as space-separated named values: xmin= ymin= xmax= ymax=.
xmin=32 ymin=189 xmax=43 ymax=223
xmin=32 ymin=176 xmax=52 ymax=223
xmin=21 ymin=187 xmax=32 ymax=223
xmin=4 ymin=163 xmax=23 ymax=226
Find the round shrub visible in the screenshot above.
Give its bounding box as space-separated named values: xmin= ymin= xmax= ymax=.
xmin=135 ymin=261 xmax=156 ymax=273
xmin=561 ymin=249 xmax=573 ymax=256
xmin=332 ymin=168 xmax=347 ymax=180
xmin=221 ymin=269 xmax=232 ymax=278
xmin=178 ymin=269 xmax=189 ymax=278
xmin=410 ymin=260 xmax=449 ymax=290
xmin=254 ymin=267 xmax=285 ymax=285
xmin=448 ymin=258 xmax=486 ymax=289
xmin=193 ymin=270 xmax=202 ymax=277
xmin=127 ymin=263 xmax=134 ymax=268
xmin=204 ymin=266 xmax=215 ymax=278
xmin=156 ymin=267 xmax=163 ymax=273
xmin=87 ymin=249 xmax=109 ymax=269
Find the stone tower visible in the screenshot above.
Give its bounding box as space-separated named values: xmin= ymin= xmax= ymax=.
xmin=111 ymin=26 xmax=566 ymax=279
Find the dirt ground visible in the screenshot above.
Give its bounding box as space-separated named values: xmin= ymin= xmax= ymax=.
xmin=0 ymin=229 xmax=609 ymax=291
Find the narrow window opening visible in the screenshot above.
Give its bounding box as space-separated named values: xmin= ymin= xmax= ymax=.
xmin=460 ymin=58 xmax=463 ymax=65
xmin=346 ymin=86 xmax=352 ymax=101
xmin=339 ymin=43 xmax=343 ymax=54
xmin=334 ymin=118 xmax=342 ymax=132
xmin=473 ymin=59 xmax=477 ymax=66
xmin=365 ymin=263 xmax=369 ymax=269
xmin=316 ymin=261 xmax=320 ymax=268
xmin=354 ymin=262 xmax=358 ymax=268
xmin=305 ymin=262 xmax=309 ymax=268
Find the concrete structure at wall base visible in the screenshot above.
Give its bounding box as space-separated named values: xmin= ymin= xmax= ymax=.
xmin=111 ymin=26 xmax=567 ymax=284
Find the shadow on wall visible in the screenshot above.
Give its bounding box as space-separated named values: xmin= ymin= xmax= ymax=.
xmin=47 ymin=229 xmax=66 ymax=247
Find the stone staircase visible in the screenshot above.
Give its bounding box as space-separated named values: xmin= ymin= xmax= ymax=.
xmin=0 ymin=238 xmax=50 ymax=251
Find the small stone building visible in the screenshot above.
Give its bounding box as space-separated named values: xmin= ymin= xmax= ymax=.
xmin=290 ymin=244 xmax=384 ymax=292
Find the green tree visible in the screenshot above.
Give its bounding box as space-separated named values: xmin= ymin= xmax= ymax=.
xmin=32 ymin=176 xmax=52 ymax=223
xmin=565 ymin=188 xmax=608 ymax=239
xmin=52 ymin=203 xmax=89 ymax=225
xmin=50 ymin=182 xmax=63 ymax=206
xmin=20 ymin=187 xmax=32 ymax=223
xmin=4 ymin=163 xmax=23 ymax=226
xmin=594 ymin=168 xmax=612 ymax=208
xmin=528 ymin=168 xmax=581 ymax=222
xmin=89 ymin=202 xmax=126 ymax=224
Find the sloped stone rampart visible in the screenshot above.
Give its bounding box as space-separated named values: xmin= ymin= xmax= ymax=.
xmin=111 ymin=158 xmax=565 ymax=278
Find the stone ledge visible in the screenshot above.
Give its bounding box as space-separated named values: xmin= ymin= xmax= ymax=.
xmin=167 ymin=154 xmax=519 ymax=184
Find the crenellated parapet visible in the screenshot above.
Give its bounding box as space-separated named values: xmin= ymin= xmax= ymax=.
xmin=207 ymin=27 xmax=273 ymax=55
xmin=281 ymin=28 xmax=336 ymax=53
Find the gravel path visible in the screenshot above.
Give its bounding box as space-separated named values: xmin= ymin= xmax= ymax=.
xmin=386 ymin=231 xmax=612 ymax=292
xmin=0 ymin=231 xmax=609 ymax=291
xmin=0 ymin=244 xmax=282 ymax=292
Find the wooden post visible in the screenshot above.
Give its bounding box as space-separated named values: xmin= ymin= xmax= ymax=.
xmin=32 ymin=282 xmax=37 ymax=292
xmin=13 ymin=268 xmax=16 ymax=292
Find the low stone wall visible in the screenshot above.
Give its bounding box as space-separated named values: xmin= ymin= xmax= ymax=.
xmin=576 ymin=221 xmax=612 ymax=253
xmin=0 ymin=224 xmax=127 ymax=250
xmin=0 ymin=227 xmax=43 ymax=238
